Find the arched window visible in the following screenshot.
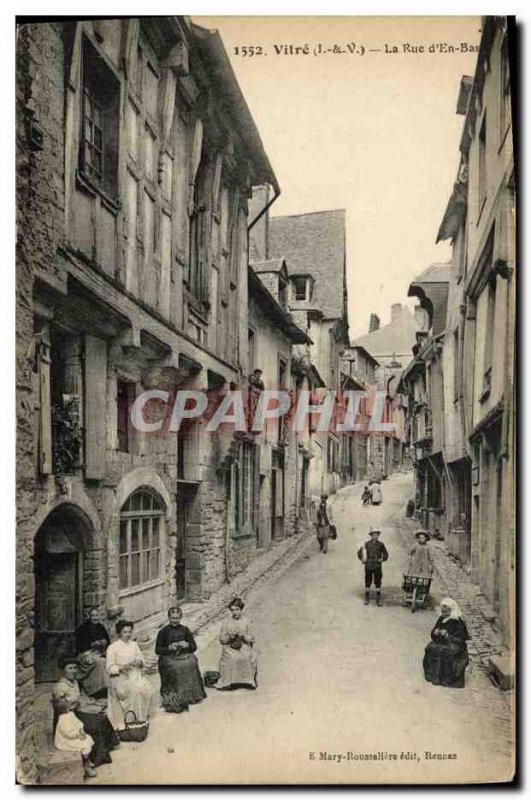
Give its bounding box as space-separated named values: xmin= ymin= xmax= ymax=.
xmin=119 ymin=489 xmax=164 ymax=591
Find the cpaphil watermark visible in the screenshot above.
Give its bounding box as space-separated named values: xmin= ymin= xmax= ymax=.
xmin=128 ymin=387 xmax=402 ymax=437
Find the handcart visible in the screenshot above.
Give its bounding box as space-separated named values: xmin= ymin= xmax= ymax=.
xmin=402 ymin=575 xmax=432 ymax=613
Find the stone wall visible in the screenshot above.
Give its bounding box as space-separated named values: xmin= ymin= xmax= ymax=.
xmin=16 ymin=22 xmax=67 ymax=784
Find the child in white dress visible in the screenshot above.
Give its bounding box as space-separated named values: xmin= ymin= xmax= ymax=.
xmin=53 ymin=698 xmax=96 ymax=777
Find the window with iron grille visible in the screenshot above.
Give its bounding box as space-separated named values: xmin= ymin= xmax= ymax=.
xmin=80 ymin=38 xmax=120 ymax=199
xmin=119 ymin=489 xmax=164 ymax=591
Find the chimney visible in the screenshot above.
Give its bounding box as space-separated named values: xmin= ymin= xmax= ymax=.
xmin=391 ymin=303 xmax=402 ymax=323
xmin=248 ymin=185 xmax=270 ymax=262
xmin=369 ymin=313 xmax=380 ymax=333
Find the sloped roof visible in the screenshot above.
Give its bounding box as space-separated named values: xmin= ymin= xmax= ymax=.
xmin=352 ymin=305 xmax=419 ymax=358
xmin=268 ymin=210 xmax=347 ymax=321
xmin=251 ymin=259 xmax=286 ymax=274
xmin=248 ymin=267 xmax=311 ymax=345
xmin=411 ymin=263 xmax=451 ymax=283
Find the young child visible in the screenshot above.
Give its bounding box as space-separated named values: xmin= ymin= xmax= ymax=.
xmin=361 ymin=485 xmax=372 ymax=506
xmin=357 ymin=529 xmax=389 ymax=606
xmin=53 ymin=697 xmax=96 ymax=778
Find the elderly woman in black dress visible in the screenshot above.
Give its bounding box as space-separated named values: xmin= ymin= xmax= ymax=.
xmin=75 ymin=607 xmax=110 ymax=699
xmin=423 ymin=597 xmax=470 ymax=688
xmin=155 ymin=607 xmax=206 ymax=713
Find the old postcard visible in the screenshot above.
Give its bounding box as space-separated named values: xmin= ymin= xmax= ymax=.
xmin=15 ymin=15 xmax=515 ymax=785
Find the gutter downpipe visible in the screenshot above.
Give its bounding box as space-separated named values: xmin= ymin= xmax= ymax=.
xmin=247 ymin=183 xmax=281 ymax=233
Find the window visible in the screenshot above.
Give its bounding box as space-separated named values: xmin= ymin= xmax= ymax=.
xmin=278 ymin=357 xmax=288 ymax=441
xmin=500 ymin=35 xmax=512 ymax=144
xmin=119 ymin=490 xmax=164 ymax=591
xmin=292 ymin=276 xmax=308 ymax=302
xmin=117 ymin=381 xmax=135 ymax=452
xmin=187 ymin=154 xmax=209 ymax=302
xmin=248 ymin=328 xmax=256 ymax=372
xmin=453 ymin=329 xmax=460 ymax=404
xmin=240 ymin=442 xmax=259 ymax=532
xmin=80 ymin=39 xmax=120 ymax=198
xmin=478 ymin=114 xmax=487 ymax=218
xmin=482 ymin=278 xmax=497 ymax=398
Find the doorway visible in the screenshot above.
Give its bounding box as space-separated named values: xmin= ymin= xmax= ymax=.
xmin=271 ymin=448 xmax=285 ymax=540
xmin=176 ymin=482 xmax=197 ymax=601
xmin=34 ymin=507 xmax=88 ymax=683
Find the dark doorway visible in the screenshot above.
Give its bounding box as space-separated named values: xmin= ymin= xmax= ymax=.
xmin=271 ymin=449 xmax=285 ymax=540
xmin=176 ymin=483 xmax=197 ymax=601
xmin=34 ymin=507 xmax=88 ymax=683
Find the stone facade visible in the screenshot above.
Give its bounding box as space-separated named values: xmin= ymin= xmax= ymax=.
xmin=15 ymin=17 xmax=286 ymax=782
xmin=402 ymin=17 xmax=515 ymax=651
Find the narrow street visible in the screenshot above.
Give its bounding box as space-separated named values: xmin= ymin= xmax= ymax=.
xmin=93 ymin=472 xmax=513 ymax=785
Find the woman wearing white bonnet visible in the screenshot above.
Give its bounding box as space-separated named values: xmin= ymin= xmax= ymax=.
xmin=423 ymin=597 xmax=470 ymax=688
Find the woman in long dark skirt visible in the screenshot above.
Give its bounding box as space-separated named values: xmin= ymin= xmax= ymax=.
xmin=155 ymin=607 xmax=206 ymax=713
xmin=423 ymin=598 xmax=470 ymax=688
xmin=52 ymin=656 xmax=120 ymax=768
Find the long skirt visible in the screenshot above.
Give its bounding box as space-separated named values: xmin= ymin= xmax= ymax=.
xmin=316 ymin=524 xmax=330 ymax=551
xmin=107 ymin=668 xmax=154 ymax=730
xmin=74 ymin=711 xmax=120 ymax=767
xmin=158 ymin=653 xmax=206 ymax=712
xmin=423 ymin=641 xmax=469 ymax=688
xmin=218 ymin=644 xmax=258 ymax=689
xmin=76 ymin=655 xmax=109 ymax=697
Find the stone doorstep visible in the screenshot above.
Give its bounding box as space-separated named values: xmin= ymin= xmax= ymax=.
xmin=36 ymin=749 xmax=84 ymax=785
xmin=487 ymin=654 xmax=515 ymax=691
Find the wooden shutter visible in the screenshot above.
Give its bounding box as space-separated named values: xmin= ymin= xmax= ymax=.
xmin=84 ymin=335 xmax=107 ymax=479
xmin=38 ymin=333 xmax=53 ymax=475
xmin=253 ymin=444 xmax=261 ymax=533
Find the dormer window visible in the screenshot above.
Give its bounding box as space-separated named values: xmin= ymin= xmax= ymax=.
xmin=291 ymin=276 xmax=312 ymax=302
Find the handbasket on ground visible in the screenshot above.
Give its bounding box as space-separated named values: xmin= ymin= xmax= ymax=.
xmin=117 ymin=710 xmax=149 ymax=743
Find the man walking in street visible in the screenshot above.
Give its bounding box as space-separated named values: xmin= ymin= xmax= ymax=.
xmin=316 ymin=494 xmax=332 ymax=554
xmin=357 ymin=529 xmax=389 ymax=605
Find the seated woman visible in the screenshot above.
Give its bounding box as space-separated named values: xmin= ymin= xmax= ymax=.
xmin=52 ymin=656 xmax=119 ymax=767
xmin=423 ymin=598 xmax=470 ymax=688
xmin=75 ymin=607 xmax=110 ymax=699
xmin=106 ymin=620 xmax=154 ymax=733
xmin=216 ymin=598 xmax=257 ymax=691
xmin=155 ymin=606 xmax=206 ymax=713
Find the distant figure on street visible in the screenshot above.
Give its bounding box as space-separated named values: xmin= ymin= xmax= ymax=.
xmin=316 ymin=494 xmax=332 ymax=553
xmin=370 ymin=481 xmax=383 ymax=506
xmin=216 ymin=598 xmax=257 ymax=691
xmin=357 ymin=529 xmax=389 ymax=605
xmin=406 ymin=530 xmax=434 ymax=579
xmin=361 ymin=485 xmax=372 ymax=506
xmin=423 ymin=598 xmax=470 ymax=688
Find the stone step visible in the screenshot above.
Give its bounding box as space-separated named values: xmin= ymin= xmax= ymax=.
xmin=36 ymin=749 xmax=84 ymax=785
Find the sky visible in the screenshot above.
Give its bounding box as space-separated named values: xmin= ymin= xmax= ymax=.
xmin=194 ymin=16 xmax=481 ymax=337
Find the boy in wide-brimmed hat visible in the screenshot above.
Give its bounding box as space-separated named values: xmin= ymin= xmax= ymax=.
xmin=357 ymin=529 xmax=389 ymax=605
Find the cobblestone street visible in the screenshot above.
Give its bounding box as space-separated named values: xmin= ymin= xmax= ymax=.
xmin=92 ymin=472 xmax=514 ymax=785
